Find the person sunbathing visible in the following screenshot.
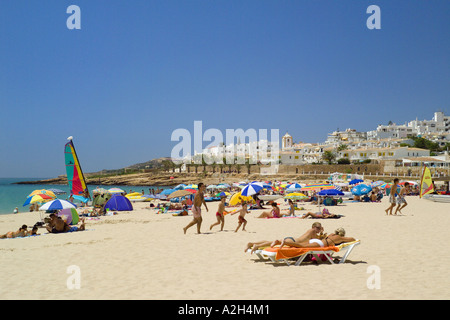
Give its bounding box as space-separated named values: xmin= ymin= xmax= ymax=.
xmin=300 ymin=208 xmax=337 ymax=219
xmin=277 ymin=227 xmax=356 ymax=249
xmin=256 ymin=202 xmax=280 ymax=218
xmin=0 ymin=225 xmax=28 ymax=239
xmin=244 ymin=222 xmax=323 ymax=253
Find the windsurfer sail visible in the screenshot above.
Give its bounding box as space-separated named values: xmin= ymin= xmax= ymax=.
xmin=419 ymin=165 xmax=434 ymax=198
xmin=64 ymin=137 xmax=90 ymax=199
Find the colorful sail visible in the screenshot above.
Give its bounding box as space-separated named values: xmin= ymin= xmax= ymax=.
xmin=419 ymin=165 xmax=434 ymax=198
xmin=64 ymin=138 xmax=90 ymax=199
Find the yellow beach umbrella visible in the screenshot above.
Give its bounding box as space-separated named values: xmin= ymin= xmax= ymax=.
xmin=229 ymin=192 xmax=254 ymax=206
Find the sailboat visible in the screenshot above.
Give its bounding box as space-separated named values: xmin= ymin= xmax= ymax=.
xmin=64 ymin=136 xmax=90 ymax=201
xmin=420 ymin=165 xmax=450 ymax=203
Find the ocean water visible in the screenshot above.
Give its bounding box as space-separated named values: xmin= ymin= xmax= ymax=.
xmin=0 ymin=178 xmax=170 ymax=215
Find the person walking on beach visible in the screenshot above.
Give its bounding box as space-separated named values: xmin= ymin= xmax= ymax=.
xmin=385 ymin=178 xmax=399 ymax=215
xmin=394 ymin=182 xmax=410 ymax=215
xmin=210 ymin=195 xmax=230 ymax=231
xmin=231 ymin=200 xmax=249 ymax=232
xmin=183 ymin=183 xmax=208 ymax=234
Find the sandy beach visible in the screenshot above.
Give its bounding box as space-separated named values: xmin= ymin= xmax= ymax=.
xmin=1 ymin=195 xmax=449 ymax=300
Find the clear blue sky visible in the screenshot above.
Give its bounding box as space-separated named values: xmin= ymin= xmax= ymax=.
xmin=0 ymin=0 xmax=449 ymax=177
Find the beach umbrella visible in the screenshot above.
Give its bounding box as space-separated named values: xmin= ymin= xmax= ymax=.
xmin=93 ymin=193 xmax=111 ymax=206
xmin=184 ymin=188 xmax=197 ymax=194
xmin=185 ymin=184 xmax=198 ymax=189
xmin=317 ymin=189 xmax=345 ymax=196
xmin=58 ymin=208 xmax=79 ymax=225
xmin=349 ymin=179 xmax=364 ymax=185
xmin=206 ymin=185 xmax=217 ymax=190
xmin=167 ymin=189 xmax=193 ymax=199
xmin=160 ymin=189 xmax=175 ymax=196
xmin=371 ymin=181 xmax=385 ymax=188
xmin=47 ymin=188 xmax=67 ymax=195
xmin=173 ymin=184 xmax=187 ymax=190
xmin=215 ymin=191 xmax=230 ymax=197
xmin=351 ymin=184 xmax=372 ymax=196
xmin=108 ymin=187 xmax=125 ymax=194
xmin=229 ymin=193 xmax=254 ymax=206
xmin=284 ymin=193 xmax=309 ymax=200
xmin=285 ymin=183 xmax=302 ymax=192
xmin=22 ymin=194 xmax=54 ymax=206
xmin=300 ymin=183 xmax=334 ymax=191
xmin=92 ymin=187 xmax=110 ymax=195
xmin=399 ymin=181 xmax=417 ymax=186
xmin=39 ymin=199 xmax=77 ymax=211
xmin=240 ymin=182 xmax=263 ymax=196
xmin=28 ymin=189 xmax=57 ymax=198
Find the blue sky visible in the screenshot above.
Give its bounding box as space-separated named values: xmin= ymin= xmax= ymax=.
xmin=0 ymin=0 xmax=449 ymax=177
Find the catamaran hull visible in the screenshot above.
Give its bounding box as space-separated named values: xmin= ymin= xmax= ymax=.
xmin=423 ymin=194 xmax=450 ymax=203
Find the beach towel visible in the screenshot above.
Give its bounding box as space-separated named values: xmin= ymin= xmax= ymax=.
xmin=263 ymin=246 xmax=340 ymax=261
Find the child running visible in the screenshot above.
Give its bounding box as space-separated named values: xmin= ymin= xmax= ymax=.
xmin=210 ymin=195 xmax=231 ymax=231
xmin=231 ymin=200 xmax=249 ymax=232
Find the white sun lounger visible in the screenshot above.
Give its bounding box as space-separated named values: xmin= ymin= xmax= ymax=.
xmin=258 ymin=240 xmax=361 ymax=266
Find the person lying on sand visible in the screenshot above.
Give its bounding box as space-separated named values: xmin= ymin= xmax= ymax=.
xmin=0 ymin=225 xmax=28 ymax=239
xmin=300 ymin=208 xmax=338 ymax=219
xmin=244 ymin=222 xmax=323 ymax=254
xmin=277 ymin=227 xmax=356 ymax=249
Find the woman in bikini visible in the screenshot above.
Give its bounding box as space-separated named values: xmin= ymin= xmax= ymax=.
xmin=256 ymin=202 xmax=280 ymax=218
xmin=0 ymin=225 xmax=28 ymax=239
xmin=278 ymin=227 xmax=356 ymax=249
xmin=300 ymin=208 xmax=338 ymax=219
xmin=244 ymin=222 xmax=323 ymax=253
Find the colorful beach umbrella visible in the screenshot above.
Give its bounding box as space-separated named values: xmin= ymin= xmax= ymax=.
xmin=58 ymin=208 xmax=79 ymax=225
xmin=371 ymin=181 xmax=385 ymax=187
xmin=240 ymin=182 xmax=263 ymax=196
xmin=300 ymin=183 xmax=334 ymax=191
xmin=28 ymin=189 xmax=57 ymax=198
xmin=39 ymin=199 xmax=77 ymax=211
xmin=22 ymin=194 xmax=54 ymax=206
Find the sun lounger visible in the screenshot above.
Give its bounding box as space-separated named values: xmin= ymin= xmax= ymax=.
xmin=259 ymin=240 xmax=360 ymax=266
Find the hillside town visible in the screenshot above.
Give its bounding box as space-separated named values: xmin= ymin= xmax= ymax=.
xmin=190 ymin=111 xmax=450 ymax=175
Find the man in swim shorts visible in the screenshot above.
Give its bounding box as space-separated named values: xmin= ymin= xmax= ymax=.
xmin=183 ymin=182 xmax=208 ymax=234
xmin=385 ymin=178 xmax=399 ymax=215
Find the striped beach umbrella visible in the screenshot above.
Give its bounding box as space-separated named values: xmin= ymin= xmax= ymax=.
xmin=240 ymin=182 xmax=263 ymax=196
xmin=39 ymin=199 xmax=77 ymax=211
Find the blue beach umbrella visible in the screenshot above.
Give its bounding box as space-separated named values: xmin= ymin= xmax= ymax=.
xmin=318 ymin=189 xmax=344 ymax=196
xmin=349 ymin=179 xmax=364 ymax=185
xmin=351 ymin=184 xmax=372 ymax=196
xmin=241 ymin=182 xmax=263 ymax=196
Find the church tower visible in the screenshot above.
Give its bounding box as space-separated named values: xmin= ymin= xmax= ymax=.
xmin=282 ymin=132 xmax=293 ymax=150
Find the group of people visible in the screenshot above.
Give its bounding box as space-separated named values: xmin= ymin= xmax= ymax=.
xmin=245 ymin=222 xmax=356 ymax=254
xmin=0 ymin=224 xmax=39 ymax=239
xmin=183 ymin=182 xmax=250 ymax=234
xmin=385 ymin=178 xmax=411 ymax=215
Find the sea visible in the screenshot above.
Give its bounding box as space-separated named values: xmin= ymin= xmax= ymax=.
xmin=0 ymin=178 xmax=170 ymax=215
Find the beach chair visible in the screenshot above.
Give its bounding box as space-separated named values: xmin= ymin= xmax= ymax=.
xmin=259 ymin=240 xmax=361 ymax=266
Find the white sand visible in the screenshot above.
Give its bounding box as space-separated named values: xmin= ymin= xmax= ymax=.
xmin=0 ymin=196 xmax=449 ymax=300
